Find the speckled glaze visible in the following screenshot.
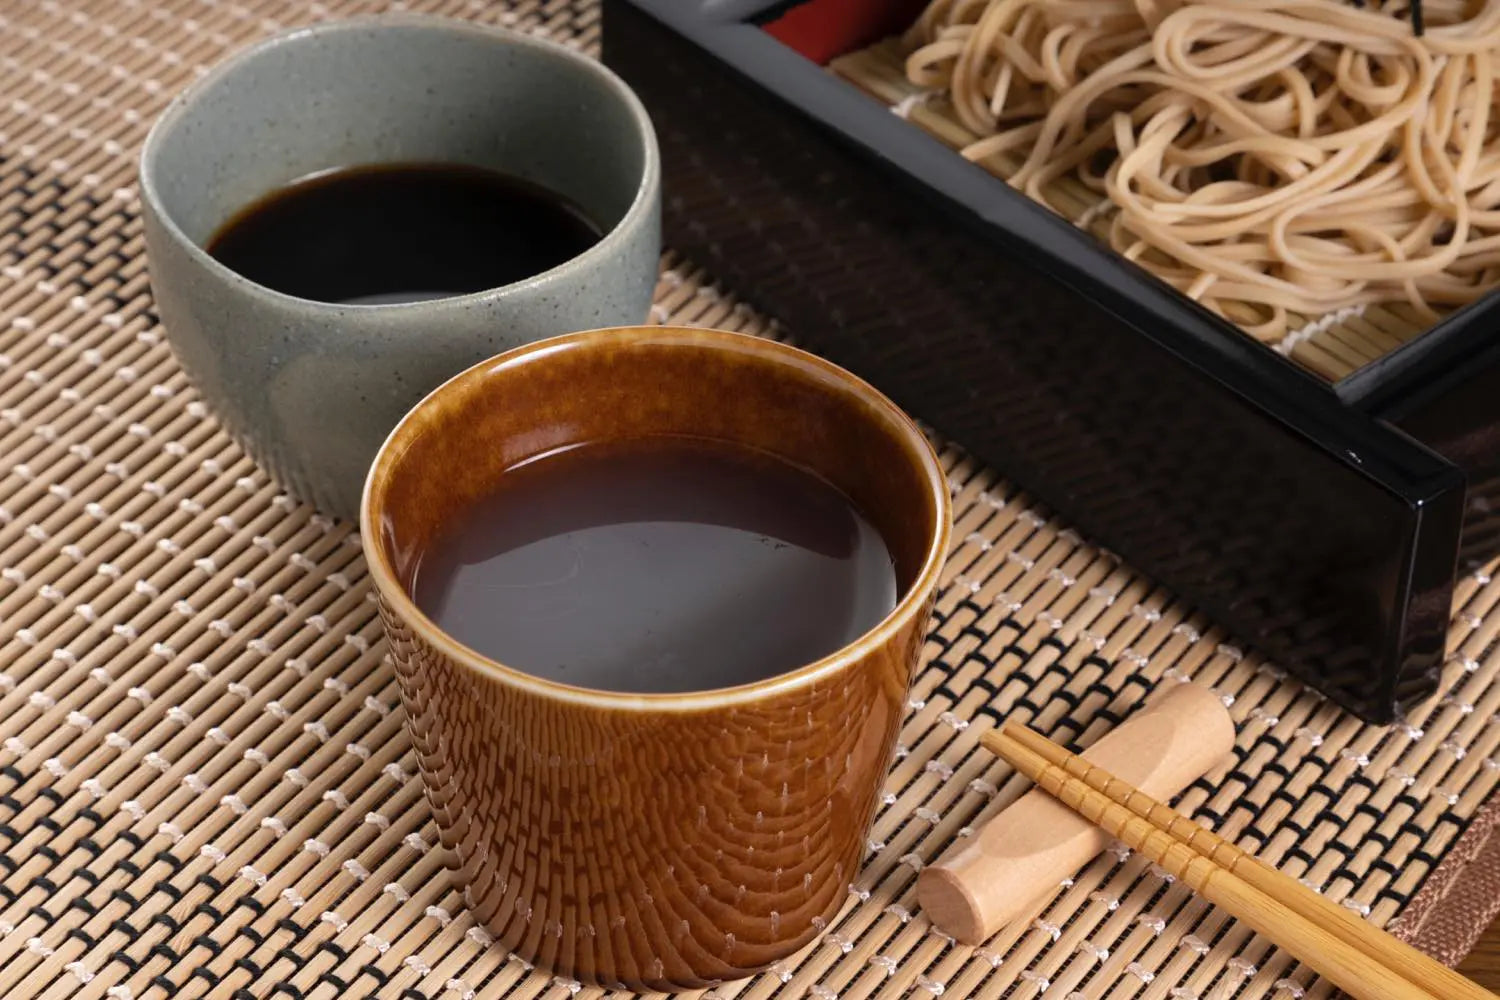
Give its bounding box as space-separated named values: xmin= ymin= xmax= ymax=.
xmin=362 ymin=327 xmax=951 ymax=989
xmin=139 ymin=15 xmax=660 ymax=520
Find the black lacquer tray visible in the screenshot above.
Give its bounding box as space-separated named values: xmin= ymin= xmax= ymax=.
xmin=601 ymin=0 xmax=1500 ymax=723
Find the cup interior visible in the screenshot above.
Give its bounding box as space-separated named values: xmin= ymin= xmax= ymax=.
xmin=364 ymin=328 xmax=948 ymax=690
xmin=142 ymin=17 xmax=649 ymax=254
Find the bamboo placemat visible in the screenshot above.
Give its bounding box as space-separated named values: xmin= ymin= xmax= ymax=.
xmin=2 ymin=2 xmax=1500 ymax=999
xmin=830 ymin=39 xmax=1440 ymax=384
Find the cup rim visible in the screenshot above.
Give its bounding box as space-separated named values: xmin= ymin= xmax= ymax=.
xmin=137 ymin=13 xmax=659 ymax=314
xmin=361 ymin=326 xmax=953 ymax=713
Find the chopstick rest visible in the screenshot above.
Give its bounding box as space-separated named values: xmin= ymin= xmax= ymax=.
xmin=983 ymin=725 xmax=1498 ymax=1000
xmin=917 ymin=682 xmax=1235 ymax=942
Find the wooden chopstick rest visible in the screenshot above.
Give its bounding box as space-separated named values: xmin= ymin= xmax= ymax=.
xmin=985 ymin=729 xmax=1495 ymax=1000
xmin=999 ymin=722 xmax=1499 ymax=1000
xmin=917 ymin=682 xmax=1235 ymax=942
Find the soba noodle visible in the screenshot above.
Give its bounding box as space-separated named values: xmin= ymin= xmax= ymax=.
xmin=904 ymin=0 xmax=1500 ymax=341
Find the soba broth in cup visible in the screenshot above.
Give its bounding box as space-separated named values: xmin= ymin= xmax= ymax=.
xmin=363 ymin=326 xmax=951 ymax=989
xmin=203 ymin=162 xmax=607 ymax=306
xmin=411 ymin=434 xmax=901 ymax=693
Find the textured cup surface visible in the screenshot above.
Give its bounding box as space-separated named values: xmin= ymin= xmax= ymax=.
xmin=362 ymin=327 xmax=950 ymax=989
xmin=140 ymin=15 xmax=660 ymax=519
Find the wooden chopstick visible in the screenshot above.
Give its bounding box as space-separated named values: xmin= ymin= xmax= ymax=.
xmin=996 ymin=721 xmax=1497 ymax=1000
xmin=981 ymin=725 xmax=1498 ymax=1000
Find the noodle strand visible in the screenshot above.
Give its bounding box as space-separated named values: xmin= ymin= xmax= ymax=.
xmin=905 ymin=0 xmax=1500 ymax=342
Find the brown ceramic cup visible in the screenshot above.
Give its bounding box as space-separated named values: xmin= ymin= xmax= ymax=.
xmin=361 ymin=326 xmax=950 ymax=989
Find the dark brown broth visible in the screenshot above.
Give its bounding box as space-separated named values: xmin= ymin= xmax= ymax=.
xmin=413 ymin=437 xmax=899 ymax=693
xmin=206 ymin=162 xmax=602 ymax=304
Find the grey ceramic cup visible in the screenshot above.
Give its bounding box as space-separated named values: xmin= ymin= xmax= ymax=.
xmin=140 ymin=15 xmax=660 ymax=519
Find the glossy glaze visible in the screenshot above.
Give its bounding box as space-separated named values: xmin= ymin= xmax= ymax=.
xmin=362 ymin=327 xmax=951 ymax=988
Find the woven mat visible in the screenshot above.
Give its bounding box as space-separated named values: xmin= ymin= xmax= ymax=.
xmin=2 ymin=2 xmax=1500 ymax=999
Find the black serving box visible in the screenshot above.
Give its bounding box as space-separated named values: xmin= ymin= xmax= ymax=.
xmin=601 ymin=0 xmax=1500 ymax=723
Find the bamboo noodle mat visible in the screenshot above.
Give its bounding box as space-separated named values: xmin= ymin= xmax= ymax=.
xmin=830 ymin=39 xmax=1442 ymax=384
xmin=1 ymin=2 xmax=1500 ymax=999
